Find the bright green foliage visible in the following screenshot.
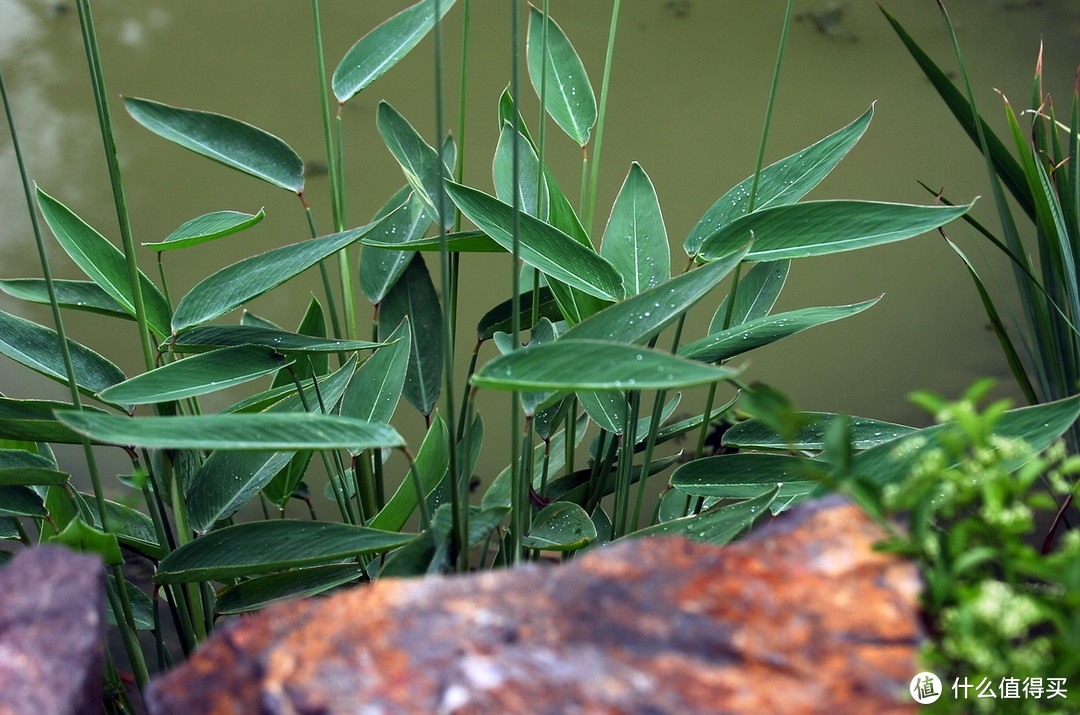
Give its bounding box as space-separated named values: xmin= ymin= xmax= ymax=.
xmin=144 ymin=209 xmax=265 ymax=251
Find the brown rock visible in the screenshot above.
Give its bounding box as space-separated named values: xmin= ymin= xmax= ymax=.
xmin=149 ymin=498 xmax=921 ymax=714
xmin=0 ymin=545 xmax=105 ymax=715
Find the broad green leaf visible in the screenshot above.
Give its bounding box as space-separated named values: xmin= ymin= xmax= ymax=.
xmin=359 ymin=190 xmax=433 ymax=304
xmin=493 ymin=122 xmax=548 ymax=219
xmin=96 ymin=498 xmax=162 ymax=560
xmin=143 ymin=209 xmax=265 ymax=251
xmin=564 ymin=246 xmax=749 ymax=345
xmin=684 ymin=105 xmax=875 ymax=255
xmin=259 ymin=453 xmax=313 ymax=512
xmin=369 ymin=416 xmax=450 ymax=533
xmin=36 ymin=188 xmax=172 ymax=338
xmin=377 ymin=101 xmax=452 ymax=229
xmin=0 ymin=310 xmax=126 ymax=403
xmin=340 ymin=318 xmax=411 ymax=431
xmin=601 ymin=163 xmax=669 ymax=295
xmin=494 ymin=318 xmax=559 ymax=415
xmin=189 ymin=355 xmax=358 ymax=531
xmin=105 ymin=576 xmax=154 ymax=629
xmin=215 ymin=563 xmax=364 ymax=615
xmin=379 ymin=254 xmax=443 ymax=416
xmin=168 ymin=324 xmax=384 ymax=354
xmin=483 ymin=412 xmax=588 ymax=510
xmin=0 ymin=467 xmax=69 ymax=487
xmin=527 ymin=5 xmax=597 ymax=146
xmin=630 ymin=487 xmax=778 ymax=544
xmin=55 ymin=412 xmax=403 ymax=451
xmin=473 ymin=339 xmax=740 ymax=391
xmin=0 ymin=279 xmax=130 ymax=320
xmin=522 ymin=501 xmax=596 ymax=551
xmin=710 ymin=260 xmax=790 ymax=332
xmin=271 ymin=296 xmax=328 ymax=388
xmin=99 ymin=346 xmax=292 ymax=405
xmin=361 ymin=230 xmax=501 ymax=253
xmin=723 ymin=412 xmax=915 ymax=451
xmin=0 ymin=448 xmax=53 ymax=470
xmin=847 ymin=394 xmax=1080 ymax=487
xmin=0 ymin=398 xmax=110 ymax=444
xmin=172 ymin=216 xmax=393 ymax=333
xmin=680 ymin=299 xmax=879 ymax=363
xmin=332 ymin=0 xmax=458 ymax=102
xmin=0 ymin=485 xmax=46 ymax=518
xmin=697 ymin=200 xmax=972 ymax=262
xmin=577 ymin=390 xmax=626 ymax=434
xmin=45 ymin=517 xmax=122 ymax=565
xmin=154 ymin=520 xmax=413 ymax=584
xmin=123 ymin=96 xmax=304 ymax=192
xmin=669 ymin=454 xmax=816 ymax=508
xmin=446 ymin=181 xmax=623 ymax=301
xmin=477 ymin=287 xmax=562 ymax=341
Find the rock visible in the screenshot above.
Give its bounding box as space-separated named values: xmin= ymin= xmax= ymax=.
xmin=148 ymin=498 xmax=921 ymax=713
xmin=0 ymin=546 xmax=105 ymax=715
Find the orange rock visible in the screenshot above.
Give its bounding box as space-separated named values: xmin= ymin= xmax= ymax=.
xmin=148 ymin=498 xmax=921 ymax=713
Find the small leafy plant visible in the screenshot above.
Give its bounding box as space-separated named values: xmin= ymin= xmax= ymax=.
xmin=1 ymin=0 xmax=1076 ymax=708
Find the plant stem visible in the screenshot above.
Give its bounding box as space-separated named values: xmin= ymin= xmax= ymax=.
xmin=508 ymin=0 xmax=525 ymax=564
xmin=584 ymin=0 xmax=621 ymax=235
xmin=299 ymin=195 xmax=345 ymax=342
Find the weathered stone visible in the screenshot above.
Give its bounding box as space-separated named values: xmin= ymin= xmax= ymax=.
xmin=0 ymin=545 xmax=104 ymax=715
xmin=149 ymin=498 xmax=921 ymax=713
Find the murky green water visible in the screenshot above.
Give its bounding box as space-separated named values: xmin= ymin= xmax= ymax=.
xmin=1 ymin=0 xmax=1078 ymax=487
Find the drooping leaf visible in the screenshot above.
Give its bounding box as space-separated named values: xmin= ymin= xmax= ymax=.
xmin=527 ymin=5 xmax=597 ymax=146
xmin=369 ymin=416 xmax=450 ymax=533
xmin=723 ymin=412 xmax=915 ymax=451
xmin=473 ymin=339 xmax=740 ymax=392
xmin=493 ymin=121 xmax=548 ymax=219
xmin=684 ymin=105 xmax=875 ymax=255
xmin=522 ymin=501 xmax=596 ymax=551
xmin=359 ymin=190 xmax=433 ymax=304
xmin=215 ymin=563 xmax=364 ymax=615
xmin=332 ymin=0 xmax=458 ymax=103
xmin=379 ymin=255 xmax=443 ymax=416
xmin=143 ymin=209 xmax=265 ymax=251
xmin=340 ymin=318 xmax=411 ymax=430
xmin=172 ymin=215 xmax=395 ymax=333
xmin=154 ymin=520 xmax=414 ymax=584
xmin=680 ymin=299 xmax=880 ymax=363
xmin=601 ymin=163 xmax=669 ymax=295
xmin=630 ymin=487 xmax=778 ymax=544
xmin=710 ymin=260 xmax=790 ymax=331
xmin=0 ymin=310 xmax=126 ymax=403
xmin=167 ymin=324 xmax=384 ymax=354
xmin=99 ymin=346 xmax=292 ymax=405
xmin=56 ymin=412 xmax=403 ymax=451
xmin=0 ymin=279 xmax=130 ymax=320
xmin=123 ymin=96 xmax=304 ymax=192
xmin=377 ymin=101 xmax=452 ymax=229
xmin=36 ymin=187 xmax=172 ymax=338
xmin=697 ymin=200 xmax=972 ymax=263
xmin=446 ymin=181 xmax=623 ymax=301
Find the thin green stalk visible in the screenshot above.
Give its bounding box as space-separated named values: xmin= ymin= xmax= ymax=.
xmin=565 ymin=396 xmax=578 ymax=476
xmin=400 ymin=447 xmax=433 ymax=530
xmin=299 ymin=195 xmax=345 ymax=341
xmin=508 ymin=0 xmax=525 ymax=564
xmin=454 ymin=0 xmax=472 ymax=194
xmin=584 ymin=0 xmax=621 ymax=235
xmin=613 ymin=393 xmax=639 ymax=536
xmin=579 ymin=149 xmax=589 ymax=218
xmin=456 ymin=341 xmax=483 ymax=442
xmin=288 ymin=367 xmax=356 ymax=523
xmin=631 ymin=389 xmax=666 ymax=528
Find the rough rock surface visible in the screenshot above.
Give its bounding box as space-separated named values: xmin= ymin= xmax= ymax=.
xmin=0 ymin=545 xmax=104 ymax=715
xmin=149 ymin=498 xmax=921 ymax=713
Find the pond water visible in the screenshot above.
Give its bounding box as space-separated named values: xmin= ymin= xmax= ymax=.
xmin=1 ymin=0 xmax=1078 ymax=488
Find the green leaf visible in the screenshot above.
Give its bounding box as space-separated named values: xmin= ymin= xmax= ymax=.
xmin=96 ymin=499 xmax=162 ymax=560
xmin=332 ymin=0 xmax=458 ymax=103
xmin=0 ymin=398 xmax=110 ymax=444
xmin=0 ymin=310 xmax=126 ymax=403
xmin=710 ymin=261 xmax=790 ymax=331
xmin=361 ymin=230 xmax=501 ymax=253
xmin=473 ymin=339 xmax=740 ymax=391
xmin=379 ymin=254 xmax=443 ymax=416
xmin=522 ymin=501 xmax=596 ymax=551
xmin=215 ymin=563 xmax=364 ymax=615
xmin=154 ymin=520 xmax=413 ymax=584
xmin=0 ymin=466 xmax=69 ymax=487
xmin=493 ymin=121 xmax=548 ymax=219
xmin=45 ymin=517 xmax=123 ymax=565
xmin=359 ymin=190 xmax=433 ymax=304
xmin=477 ymin=287 xmax=562 ymax=341
xmin=723 ymin=412 xmax=915 ymax=451
xmin=36 ymin=187 xmax=172 ymax=338
xmin=167 ymin=324 xmax=384 ymax=354
xmin=630 ymin=487 xmax=778 ymax=544
xmin=105 ymin=576 xmax=154 ymax=630
xmin=377 ymin=101 xmax=452 ymax=229
xmin=697 ymin=200 xmax=972 ymax=262
xmin=0 ymin=485 xmax=47 ymax=518
xmin=55 ymin=412 xmax=403 ymax=451
xmin=680 ymin=299 xmax=880 ymax=363
xmin=369 ymin=416 xmax=449 ymax=533
xmin=527 ymin=5 xmax=597 ymax=146
xmin=564 ymin=246 xmax=749 ymax=345
xmin=270 ymin=297 xmax=328 ymax=389
xmin=123 ymin=96 xmax=304 ymax=192
xmin=172 ymin=216 xmax=391 ymax=333
xmin=143 ymin=209 xmax=265 ymax=251
xmin=341 ymin=318 xmax=410 ymax=428
xmin=99 ymin=346 xmax=292 ymax=405
xmin=601 ymin=163 xmax=669 ymax=295
xmin=684 ymin=106 xmax=875 ymax=255
xmin=669 ymin=454 xmax=816 ymax=508
xmin=482 ymin=412 xmax=588 ymax=510
xmin=0 ymin=279 xmax=130 ymax=320
xmin=446 ymin=181 xmax=623 ymax=301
